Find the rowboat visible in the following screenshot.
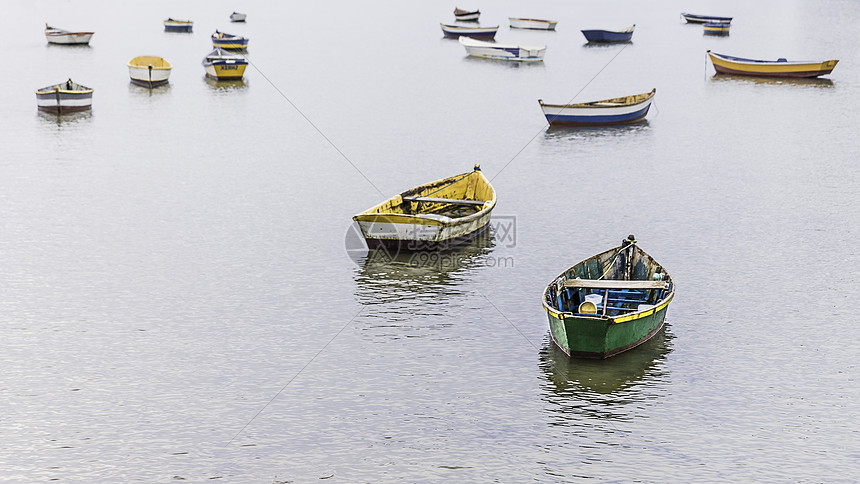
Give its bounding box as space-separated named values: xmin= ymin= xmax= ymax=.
xmin=35 ymin=79 xmax=93 ymax=113
xmin=708 ymin=50 xmax=839 ymax=78
xmin=352 ymin=165 xmax=496 ymax=251
xmin=581 ymin=25 xmax=634 ymax=42
xmin=681 ymin=12 xmax=732 ymax=24
xmin=44 ymin=24 xmax=94 ymax=45
xmin=509 ymin=18 xmax=558 ymax=30
xmin=542 ymin=235 xmax=675 ymax=359
xmin=164 ymin=18 xmax=193 ymax=32
xmin=211 ymin=30 xmax=249 ymax=49
xmin=459 ymin=36 xmax=546 ymax=61
xmin=230 ymin=12 xmax=247 ymax=22
xmin=703 ymin=22 xmax=730 ymax=35
xmin=440 ymin=23 xmax=498 ymax=39
xmin=202 ymin=48 xmax=249 ymax=80
xmin=538 ymin=88 xmax=655 ymax=127
xmin=454 ymin=7 xmax=480 ymax=21
xmin=128 ymin=56 xmax=172 ymax=88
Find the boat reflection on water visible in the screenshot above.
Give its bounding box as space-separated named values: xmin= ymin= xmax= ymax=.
xmin=539 ymin=324 xmax=673 ymax=396
xmin=36 ymin=108 xmax=93 ymax=126
xmin=543 ymin=121 xmax=652 ymax=144
xmin=350 ymin=223 xmax=497 ymax=338
xmin=203 ymin=76 xmax=248 ymax=91
xmin=710 ymin=74 xmax=834 ymax=89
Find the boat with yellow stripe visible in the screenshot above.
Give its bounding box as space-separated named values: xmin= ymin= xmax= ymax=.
xmin=708 ymin=50 xmax=839 ymax=78
xmin=211 ymin=30 xmax=249 ymax=49
xmin=202 ymin=48 xmax=248 ymax=80
xmin=542 ymin=235 xmax=674 ymax=359
xmin=353 ymin=165 xmax=496 ymax=251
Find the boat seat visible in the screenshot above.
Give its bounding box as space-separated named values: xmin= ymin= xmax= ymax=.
xmin=564 ymin=279 xmax=669 ymax=290
xmin=402 ymin=196 xmax=486 ymax=206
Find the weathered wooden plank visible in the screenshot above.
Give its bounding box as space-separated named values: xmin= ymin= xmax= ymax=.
xmin=402 ymin=196 xmax=487 ymax=206
xmin=563 ymin=279 xmax=668 ymax=289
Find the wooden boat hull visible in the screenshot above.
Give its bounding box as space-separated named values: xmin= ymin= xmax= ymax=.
xmin=164 ymin=20 xmax=193 ymax=32
xmin=35 ymin=82 xmax=93 ymax=113
xmin=353 ymin=166 xmax=496 ymax=251
xmin=509 ymin=18 xmax=558 ymax=30
xmin=542 ymin=237 xmax=675 ymax=358
xmin=682 ymin=13 xmax=732 ymax=24
xmin=46 ymin=32 xmax=93 ymax=44
xmin=538 ymin=88 xmax=655 ymax=127
xmin=708 ymin=51 xmax=839 ymax=78
xmin=128 ymin=57 xmax=172 ymax=87
xmin=581 ymin=26 xmax=634 ymax=42
xmin=459 ymin=36 xmax=546 ymax=61
xmin=440 ymin=23 xmax=498 ymax=39
xmin=703 ymin=22 xmax=730 ymax=35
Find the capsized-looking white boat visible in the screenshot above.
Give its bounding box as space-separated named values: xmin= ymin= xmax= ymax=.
xmin=458 ymin=36 xmax=546 ymax=61
xmin=230 ymin=12 xmax=247 ymax=22
xmin=45 ymin=24 xmax=94 ymax=44
xmin=128 ymin=56 xmax=172 ymax=88
xmin=353 ymin=165 xmax=496 ymax=250
xmin=509 ymin=17 xmax=558 ymax=30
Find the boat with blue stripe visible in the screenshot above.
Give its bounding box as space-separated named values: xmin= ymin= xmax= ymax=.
xmin=581 ymin=25 xmax=634 ymax=43
xmin=163 ymin=18 xmax=193 ymax=32
xmin=212 ymin=30 xmax=249 ymax=49
xmin=681 ymin=12 xmax=732 ymax=24
xmin=538 ymin=89 xmax=655 ymax=127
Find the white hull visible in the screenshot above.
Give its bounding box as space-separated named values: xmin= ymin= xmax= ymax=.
xmin=539 ymin=99 xmax=652 ymax=118
xmin=509 ymin=18 xmax=558 ymax=30
xmin=230 ymin=13 xmax=247 ymax=21
xmin=36 ymin=96 xmax=92 ymax=110
xmin=128 ymin=66 xmax=171 ymax=85
xmin=459 ymin=36 xmax=546 ymax=61
xmin=46 ymin=33 xmax=93 ymax=44
xmin=356 ymin=210 xmax=493 ymax=244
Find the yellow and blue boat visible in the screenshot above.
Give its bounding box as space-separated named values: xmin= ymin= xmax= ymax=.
xmin=163 ymin=18 xmax=193 ymax=32
xmin=703 ymin=22 xmax=730 ymax=35
xmin=543 ymin=236 xmax=675 ymax=359
xmin=708 ymin=50 xmax=838 ymax=78
xmin=353 ymin=165 xmax=496 ymax=251
xmin=211 ymin=30 xmax=249 ymax=50
xmin=202 ymin=48 xmax=248 ymax=80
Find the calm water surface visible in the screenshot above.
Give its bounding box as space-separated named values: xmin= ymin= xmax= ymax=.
xmin=2 ymin=0 xmax=859 ymax=481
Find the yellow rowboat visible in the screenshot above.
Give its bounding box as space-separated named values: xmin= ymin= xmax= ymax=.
xmin=128 ymin=56 xmax=172 ymax=88
xmin=202 ymin=48 xmax=248 ymax=80
xmin=353 ymin=165 xmax=496 ymax=251
xmin=708 ymin=50 xmax=838 ymax=78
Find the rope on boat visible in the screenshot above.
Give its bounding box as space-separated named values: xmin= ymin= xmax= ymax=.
xmin=598 ymin=235 xmax=636 ymax=280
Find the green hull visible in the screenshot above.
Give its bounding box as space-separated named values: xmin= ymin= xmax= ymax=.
xmin=546 ymin=304 xmax=669 ymax=358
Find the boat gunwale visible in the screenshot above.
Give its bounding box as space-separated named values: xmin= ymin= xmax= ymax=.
xmin=35 ymin=84 xmax=94 ymax=95
xmin=538 ymin=88 xmax=656 ymax=110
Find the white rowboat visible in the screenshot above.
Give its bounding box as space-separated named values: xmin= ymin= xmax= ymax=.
xmin=459 ymin=36 xmax=546 ymax=62
xmin=509 ymin=18 xmax=558 ymax=30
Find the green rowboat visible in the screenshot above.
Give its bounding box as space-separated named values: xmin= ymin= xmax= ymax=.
xmin=542 ymin=235 xmax=675 ymax=358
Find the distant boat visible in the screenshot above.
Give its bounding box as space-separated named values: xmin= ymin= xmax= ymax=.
xmin=211 ymin=30 xmax=249 ymax=49
xmin=581 ymin=25 xmax=634 ymax=42
xmin=440 ymin=23 xmax=498 ymax=39
xmin=708 ymin=51 xmax=839 ymax=78
xmin=202 ymin=47 xmax=249 ymax=80
xmin=509 ymin=18 xmax=558 ymax=30
xmin=352 ymin=165 xmax=496 ymax=251
xmin=538 ymin=88 xmax=655 ymax=127
xmin=681 ymin=12 xmax=732 ymax=24
xmin=164 ymin=18 xmax=193 ymax=32
xmin=454 ymin=7 xmax=480 ymax=21
xmin=230 ymin=12 xmax=247 ymax=22
xmin=128 ymin=56 xmax=172 ymax=88
xmin=703 ymin=22 xmax=730 ymax=35
xmin=44 ymin=24 xmax=94 ymax=45
xmin=35 ymin=79 xmax=93 ymax=113
xmin=459 ymin=36 xmax=546 ymax=61
xmin=542 ymin=235 xmax=675 ymax=359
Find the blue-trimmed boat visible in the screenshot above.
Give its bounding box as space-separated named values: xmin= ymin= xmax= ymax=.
xmin=581 ymin=25 xmax=635 ymax=43
xmin=164 ymin=18 xmax=193 ymax=32
xmin=202 ymin=47 xmax=248 ymax=80
xmin=542 ymin=235 xmax=675 ymax=359
xmin=440 ymin=23 xmax=498 ymax=39
xmin=212 ymin=30 xmax=249 ymax=49
xmin=454 ymin=7 xmax=480 ymax=21
xmin=35 ymin=79 xmax=93 ymax=113
xmin=681 ymin=12 xmax=732 ymax=24
xmin=538 ymin=89 xmax=655 ymax=127
xmin=703 ymin=22 xmax=730 ymax=35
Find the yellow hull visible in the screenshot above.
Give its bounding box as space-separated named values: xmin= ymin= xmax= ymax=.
xmin=708 ymin=51 xmax=838 ymax=78
xmin=205 ymin=63 xmax=247 ymax=79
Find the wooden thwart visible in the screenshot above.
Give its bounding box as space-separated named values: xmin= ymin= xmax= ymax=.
xmin=402 ymin=196 xmax=487 ymax=206
xmin=563 ymin=279 xmax=669 ymax=289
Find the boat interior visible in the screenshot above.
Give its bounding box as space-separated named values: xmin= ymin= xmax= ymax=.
xmin=546 ymin=240 xmax=673 ymax=317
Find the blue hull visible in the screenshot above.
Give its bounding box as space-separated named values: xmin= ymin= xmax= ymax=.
xmin=544 ymin=105 xmax=651 ymax=127
xmin=581 ymin=29 xmax=633 ymax=42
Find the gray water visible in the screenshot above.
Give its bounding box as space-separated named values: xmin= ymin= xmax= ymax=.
xmin=3 ymin=0 xmax=859 ymax=481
